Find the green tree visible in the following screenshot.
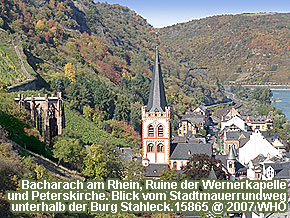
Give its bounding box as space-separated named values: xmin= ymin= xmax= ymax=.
xmin=160 ymin=167 xmax=179 ymax=180
xmin=0 ymin=18 xmax=4 ymax=27
xmin=273 ymin=114 xmax=287 ymax=129
xmin=129 ymin=106 xmax=141 ymax=132
xmin=252 ymin=87 xmax=272 ymax=104
xmin=124 ymin=159 xmax=145 ymax=181
xmin=91 ymin=80 xmax=115 ymax=119
xmin=102 ymin=143 xmax=123 ymax=179
xmin=82 ymin=144 xmax=108 ymax=180
xmin=83 ymin=105 xmax=94 ymax=121
xmin=92 ymin=106 xmax=105 ymax=127
xmin=55 ymin=78 xmax=65 ymax=93
xmin=53 ymin=138 xmax=83 ymax=169
xmin=113 ymin=94 xmax=131 ymax=122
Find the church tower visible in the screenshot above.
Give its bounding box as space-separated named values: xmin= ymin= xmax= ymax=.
xmin=227 ymin=145 xmax=236 ymax=175
xmin=142 ymin=47 xmax=171 ymax=166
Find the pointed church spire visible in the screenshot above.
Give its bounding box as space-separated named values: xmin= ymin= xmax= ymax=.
xmin=147 ymin=47 xmax=167 ymax=113
xmin=227 ymin=145 xmax=236 ymax=160
xmin=208 ymin=166 xmax=217 ymax=179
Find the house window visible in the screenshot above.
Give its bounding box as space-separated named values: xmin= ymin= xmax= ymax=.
xmin=148 ymin=125 xmax=154 ymax=137
xmin=158 ymin=125 xmax=163 ymax=137
xmin=147 ymin=143 xmax=154 ymax=152
xmin=157 ymin=143 xmax=163 ymax=152
xmin=173 ymin=161 xmax=177 ymax=169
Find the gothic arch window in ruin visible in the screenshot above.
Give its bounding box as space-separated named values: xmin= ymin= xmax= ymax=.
xmin=36 ymin=109 xmax=43 ymax=136
xmin=15 ymin=93 xmax=65 ymax=142
xmin=48 ymin=105 xmax=58 ymax=139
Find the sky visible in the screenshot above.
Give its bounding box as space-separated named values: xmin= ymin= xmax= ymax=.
xmin=98 ymin=0 xmax=290 ymax=28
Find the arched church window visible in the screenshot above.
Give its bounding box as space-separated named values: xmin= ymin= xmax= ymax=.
xmin=157 ymin=143 xmax=163 ymax=152
xmin=158 ymin=125 xmax=163 ymax=137
xmin=229 ymin=163 xmax=232 ymax=168
xmin=147 ymin=143 xmax=154 ymax=152
xmin=148 ymin=125 xmax=154 ymax=137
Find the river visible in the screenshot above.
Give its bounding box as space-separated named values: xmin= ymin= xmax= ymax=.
xmin=271 ymin=90 xmax=290 ymax=119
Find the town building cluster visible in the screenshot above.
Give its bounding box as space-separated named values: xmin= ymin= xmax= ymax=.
xmin=140 ymin=48 xmax=290 ymax=183
xmin=139 ymin=48 xmax=290 ymax=217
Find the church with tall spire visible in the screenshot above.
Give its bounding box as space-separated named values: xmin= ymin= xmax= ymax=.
xmin=142 ymin=47 xmax=214 ymax=177
xmin=141 ymin=47 xmax=172 ymax=166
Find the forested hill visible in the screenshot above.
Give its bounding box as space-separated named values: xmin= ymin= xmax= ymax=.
xmin=0 ymin=0 xmax=224 ymax=114
xmin=159 ymin=13 xmax=290 ymax=83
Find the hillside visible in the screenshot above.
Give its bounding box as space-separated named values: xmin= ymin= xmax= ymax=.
xmin=159 ymin=13 xmax=290 ymax=83
xmin=0 ymin=32 xmax=36 ymax=87
xmin=0 ymin=0 xmax=224 ymax=114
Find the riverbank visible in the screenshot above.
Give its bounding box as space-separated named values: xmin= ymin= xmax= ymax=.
xmin=223 ymin=84 xmax=290 ymax=91
xmin=271 ymin=90 xmax=290 ymax=120
xmin=272 ymin=98 xmax=282 ymax=102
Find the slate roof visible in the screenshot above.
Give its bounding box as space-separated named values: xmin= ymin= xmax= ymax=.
xmin=215 ymin=155 xmax=227 ymax=167
xmin=245 ymin=115 xmax=272 ymax=124
xmin=171 ymin=136 xmax=187 ymax=143
xmin=226 ymin=131 xmax=252 ymax=140
xmin=235 ymin=161 xmax=247 ymax=172
xmin=261 ymin=130 xmax=283 ymax=145
xmin=239 ymin=138 xmax=250 ymax=148
xmin=214 ymin=154 xmax=246 ymax=172
xmin=208 ymin=167 xmax=217 ymax=179
xmin=275 ymin=167 xmax=290 ymax=179
xmin=251 ymin=154 xmax=267 ymax=166
xmin=147 ymin=47 xmax=167 ymax=113
xmin=264 ymin=162 xmax=290 ymax=179
xmin=188 ymin=137 xmax=206 ymax=144
xmin=182 ymin=114 xmax=206 ymax=124
xmin=170 ymin=143 xmax=212 ymax=160
xmin=145 ymin=164 xmax=168 ymax=177
xmin=116 ymin=147 xmax=134 ymax=162
xmin=261 ymin=130 xmax=280 ymax=139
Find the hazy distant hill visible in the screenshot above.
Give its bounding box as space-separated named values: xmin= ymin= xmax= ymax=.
xmin=159 ymin=13 xmax=290 ymax=83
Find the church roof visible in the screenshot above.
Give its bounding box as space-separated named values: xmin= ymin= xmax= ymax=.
xmin=208 ymin=167 xmax=217 ymax=179
xmin=170 ymin=143 xmax=212 ymax=160
xmin=147 ymin=47 xmax=167 ymax=113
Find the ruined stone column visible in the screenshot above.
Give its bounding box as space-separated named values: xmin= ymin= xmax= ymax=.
xmin=43 ymin=94 xmax=49 ymax=142
xmin=30 ymin=95 xmax=36 ymax=127
xmin=56 ymin=92 xmax=63 ymax=135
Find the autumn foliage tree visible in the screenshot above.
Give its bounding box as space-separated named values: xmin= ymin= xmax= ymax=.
xmin=64 ymin=63 xmax=76 ymax=83
xmin=182 ymin=154 xmax=226 ymax=180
